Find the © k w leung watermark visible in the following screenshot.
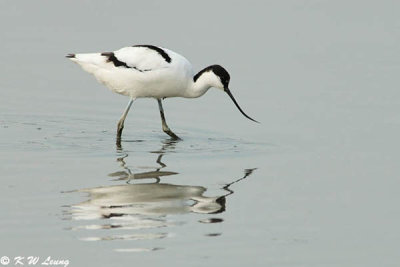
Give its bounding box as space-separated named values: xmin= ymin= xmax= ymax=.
xmin=0 ymin=256 xmax=69 ymax=267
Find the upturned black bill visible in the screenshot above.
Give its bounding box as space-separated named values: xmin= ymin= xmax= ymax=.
xmin=225 ymin=88 xmax=259 ymax=123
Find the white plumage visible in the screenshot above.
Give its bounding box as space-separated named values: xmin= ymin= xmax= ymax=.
xmin=67 ymin=44 xmax=257 ymax=142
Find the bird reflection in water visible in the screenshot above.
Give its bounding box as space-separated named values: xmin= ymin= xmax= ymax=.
xmin=64 ymin=139 xmax=256 ymax=251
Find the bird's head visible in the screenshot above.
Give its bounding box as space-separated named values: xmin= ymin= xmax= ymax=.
xmin=194 ymin=65 xmax=259 ymax=123
xmin=209 ymin=64 xmax=231 ymax=91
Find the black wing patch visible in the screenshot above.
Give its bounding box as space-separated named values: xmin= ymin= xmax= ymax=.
xmin=101 ymin=52 xmax=150 ymax=72
xmin=101 ymin=52 xmax=129 ymax=68
xmin=132 ymin=45 xmax=172 ymax=63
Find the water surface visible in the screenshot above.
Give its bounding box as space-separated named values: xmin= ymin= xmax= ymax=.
xmin=1 ymin=1 xmax=400 ymax=266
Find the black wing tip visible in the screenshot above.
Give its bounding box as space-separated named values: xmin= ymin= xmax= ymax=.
xmin=101 ymin=52 xmax=113 ymax=57
xmin=66 ymin=53 xmax=75 ymax=58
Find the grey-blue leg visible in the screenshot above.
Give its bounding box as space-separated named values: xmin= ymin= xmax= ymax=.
xmin=117 ymin=97 xmax=135 ymax=142
xmin=157 ymin=99 xmax=180 ymax=139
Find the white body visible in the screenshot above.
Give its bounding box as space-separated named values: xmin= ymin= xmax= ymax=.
xmin=69 ymin=46 xmax=224 ymax=99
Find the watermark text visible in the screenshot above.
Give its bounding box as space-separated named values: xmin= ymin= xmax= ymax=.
xmin=0 ymin=256 xmax=69 ymax=267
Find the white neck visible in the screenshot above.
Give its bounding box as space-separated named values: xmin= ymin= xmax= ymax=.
xmin=185 ymin=71 xmax=222 ymax=98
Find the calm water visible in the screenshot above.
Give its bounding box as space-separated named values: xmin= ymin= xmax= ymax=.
xmin=1 ymin=1 xmax=400 ymax=266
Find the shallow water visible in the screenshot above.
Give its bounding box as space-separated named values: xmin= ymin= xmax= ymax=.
xmin=1 ymin=1 xmax=400 ymax=266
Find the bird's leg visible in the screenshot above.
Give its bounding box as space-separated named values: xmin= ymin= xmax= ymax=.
xmin=116 ymin=97 xmax=135 ymax=144
xmin=157 ymin=99 xmax=181 ymax=140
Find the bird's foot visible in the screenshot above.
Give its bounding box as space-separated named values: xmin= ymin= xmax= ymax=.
xmin=116 ymin=138 xmax=122 ymax=150
xmin=163 ymin=128 xmax=181 ymax=140
xmin=116 ymin=123 xmax=124 ymax=147
xmin=117 ymin=121 xmax=124 ymax=137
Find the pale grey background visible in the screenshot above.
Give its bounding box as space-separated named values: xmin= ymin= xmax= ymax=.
xmin=1 ymin=1 xmax=399 ymax=266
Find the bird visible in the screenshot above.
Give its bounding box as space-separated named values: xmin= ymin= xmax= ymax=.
xmin=66 ymin=44 xmax=258 ymax=143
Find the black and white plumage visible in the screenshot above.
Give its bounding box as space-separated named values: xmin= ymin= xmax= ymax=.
xmin=67 ymin=44 xmax=257 ymax=142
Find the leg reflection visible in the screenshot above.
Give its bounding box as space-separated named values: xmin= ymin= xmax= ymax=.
xmin=63 ymin=140 xmax=257 ymax=248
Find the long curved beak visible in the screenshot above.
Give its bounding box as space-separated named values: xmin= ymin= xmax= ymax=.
xmin=225 ymin=88 xmax=259 ymax=123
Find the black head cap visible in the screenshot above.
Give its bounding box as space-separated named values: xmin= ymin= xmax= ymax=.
xmin=210 ymin=65 xmax=230 ymax=89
